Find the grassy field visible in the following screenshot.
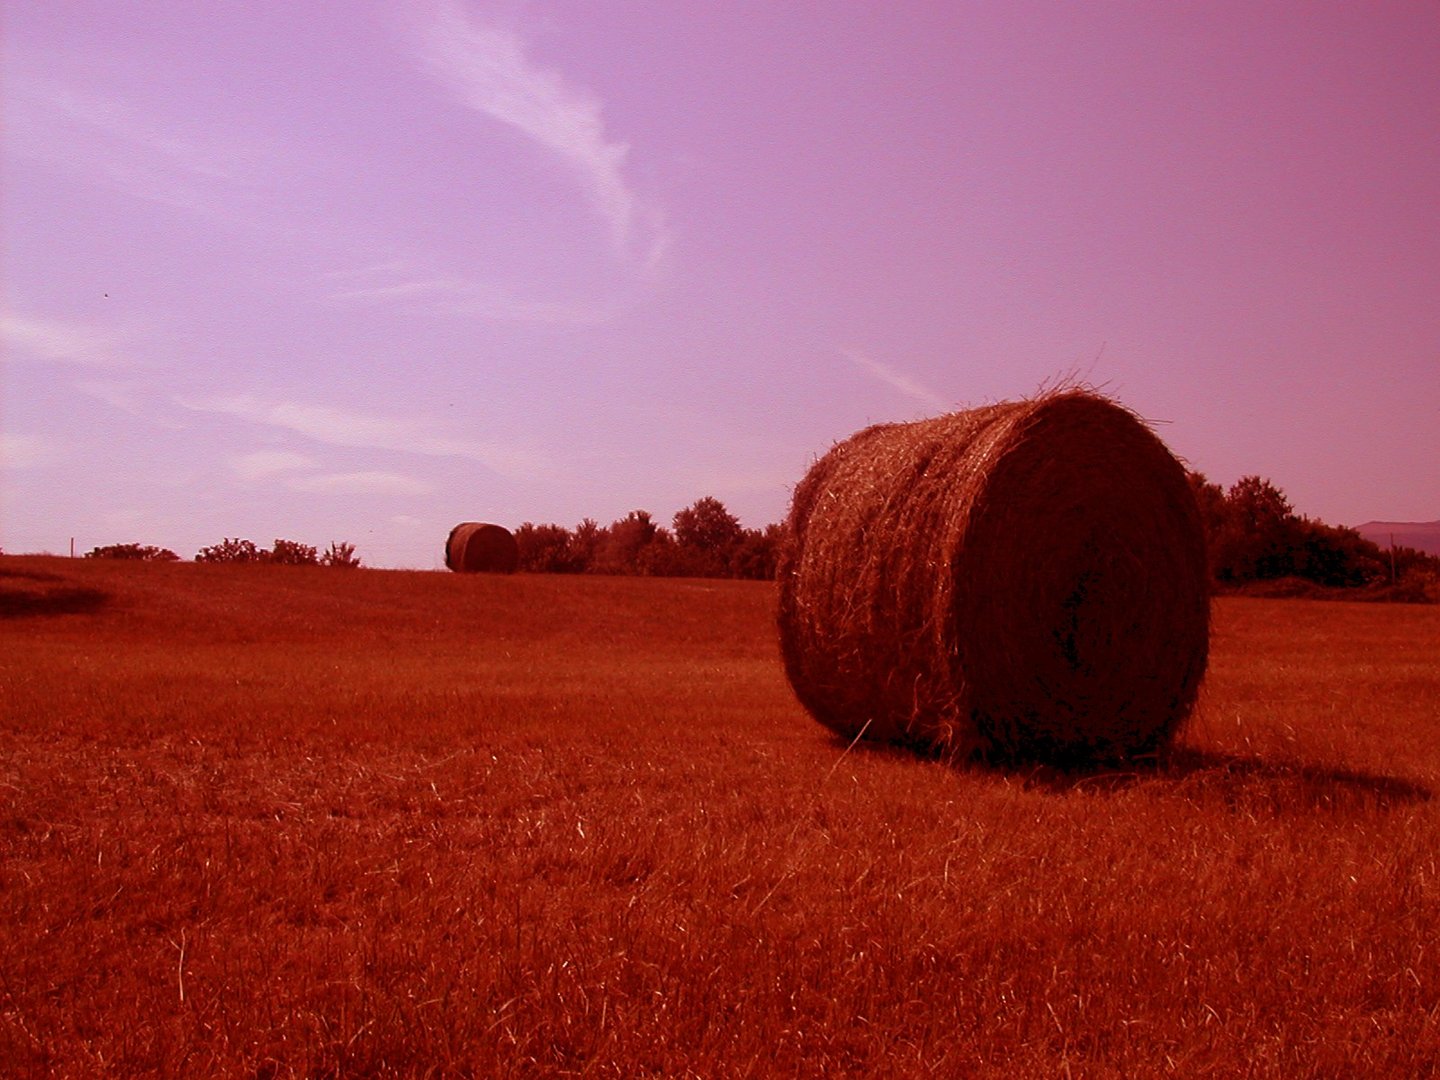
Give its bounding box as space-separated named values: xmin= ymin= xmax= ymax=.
xmin=2 ymin=555 xmax=1439 ymax=1078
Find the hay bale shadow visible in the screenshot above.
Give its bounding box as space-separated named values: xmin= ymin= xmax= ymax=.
xmin=828 ymin=734 xmax=1430 ymax=812
xmin=1015 ymin=746 xmax=1431 ymax=812
xmin=1163 ymin=748 xmax=1431 ymax=811
xmin=0 ymin=569 xmax=110 ymax=618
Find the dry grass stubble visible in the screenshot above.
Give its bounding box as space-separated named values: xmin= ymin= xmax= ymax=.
xmin=1 ymin=557 xmax=1438 ymax=1077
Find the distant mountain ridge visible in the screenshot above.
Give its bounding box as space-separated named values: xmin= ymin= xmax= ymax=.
xmin=1355 ymin=521 xmax=1440 ymax=558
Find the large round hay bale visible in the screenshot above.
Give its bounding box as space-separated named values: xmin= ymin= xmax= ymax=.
xmin=445 ymin=522 xmax=519 ymax=574
xmin=776 ymin=389 xmax=1209 ymax=765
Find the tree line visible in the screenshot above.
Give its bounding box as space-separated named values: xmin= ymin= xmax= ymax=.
xmin=70 ymin=480 xmax=1438 ymax=598
xmin=512 ymin=497 xmax=783 ymax=580
xmin=83 ymin=539 xmax=362 ymax=567
xmin=513 ymin=483 xmax=1438 ymax=596
xmin=1188 ymin=473 xmax=1437 ymax=595
xmin=194 ymin=538 xmax=362 ymax=567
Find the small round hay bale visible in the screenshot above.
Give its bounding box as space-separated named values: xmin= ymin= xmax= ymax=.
xmin=445 ymin=522 xmax=519 ymax=574
xmin=776 ymin=389 xmax=1209 ymax=765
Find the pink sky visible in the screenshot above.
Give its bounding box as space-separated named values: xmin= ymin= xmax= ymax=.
xmin=3 ymin=2 xmax=1437 ymax=567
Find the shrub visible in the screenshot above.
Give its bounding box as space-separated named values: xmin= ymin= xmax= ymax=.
xmin=593 ymin=511 xmax=660 ymax=575
xmin=513 ymin=523 xmax=577 ymax=573
xmin=321 ymin=542 xmax=362 ymax=569
xmin=83 ymin=544 xmax=180 ymax=562
xmin=196 ymin=538 xmax=265 ymax=564
xmin=731 ymin=525 xmax=784 ymax=580
xmin=269 ymin=539 xmax=320 ymax=566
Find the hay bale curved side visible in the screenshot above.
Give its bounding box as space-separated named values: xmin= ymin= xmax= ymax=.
xmin=445 ymin=522 xmax=519 ymax=574
xmin=776 ymin=389 xmax=1210 ymax=764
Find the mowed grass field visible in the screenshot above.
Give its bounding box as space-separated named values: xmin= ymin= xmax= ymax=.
xmin=3 ymin=556 xmax=1439 ymax=1078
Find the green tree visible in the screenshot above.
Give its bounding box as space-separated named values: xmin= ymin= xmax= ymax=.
xmin=673 ymin=497 xmax=744 ymax=577
xmin=594 ymin=511 xmax=660 ymax=575
xmin=635 ymin=528 xmax=685 ymax=576
xmin=570 ymin=518 xmax=602 ymax=574
xmin=1213 ymin=476 xmax=1298 ymax=581
xmin=514 ymin=522 xmax=577 ymax=573
xmin=1187 ymin=471 xmax=1227 ymax=531
xmin=731 ymin=524 xmax=785 ymax=580
xmin=1293 ymin=520 xmax=1384 ymax=588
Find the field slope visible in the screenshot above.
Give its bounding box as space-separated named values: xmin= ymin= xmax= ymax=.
xmin=2 ymin=556 xmax=1439 ymax=1077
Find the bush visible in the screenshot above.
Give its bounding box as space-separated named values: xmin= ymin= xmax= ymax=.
xmin=731 ymin=525 xmax=784 ymax=580
xmin=195 ymin=538 xmax=265 ymax=564
xmin=84 ymin=544 xmax=180 ymax=562
xmin=593 ymin=511 xmax=660 ymax=575
xmin=194 ymin=538 xmax=359 ymax=567
xmin=269 ymin=539 xmax=319 ymax=566
xmin=514 ymin=523 xmax=580 ymax=573
xmin=1292 ymin=520 xmax=1384 ymax=588
xmin=321 ymin=542 xmax=362 ymax=569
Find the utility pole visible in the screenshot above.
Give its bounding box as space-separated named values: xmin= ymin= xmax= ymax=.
xmin=1389 ymin=533 xmax=1396 ymax=585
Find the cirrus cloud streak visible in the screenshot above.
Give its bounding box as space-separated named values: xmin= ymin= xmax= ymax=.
xmin=5 ymin=69 xmax=266 ymax=215
xmin=326 ymin=270 xmax=617 ymax=325
xmin=1 ymin=312 xmax=134 ymax=369
xmin=179 ymin=393 xmax=555 ymax=480
xmin=842 ymin=348 xmax=951 ymax=413
xmin=416 ymin=1 xmax=669 ymax=269
xmin=285 ymin=470 xmax=434 ymax=496
xmin=1 ymin=433 xmax=66 ymax=471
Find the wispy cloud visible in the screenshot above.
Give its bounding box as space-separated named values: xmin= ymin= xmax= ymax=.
xmin=286 ymin=471 xmax=435 ymax=496
xmin=842 ymin=349 xmax=950 ymax=413
xmin=228 ymin=449 xmax=432 ymax=496
xmin=230 ymin=450 xmax=318 ymax=482
xmin=5 ymin=72 xmax=264 ymax=213
xmin=73 ymin=379 xmax=142 ymax=412
xmin=0 ymin=433 xmax=66 ymax=470
xmin=1 ymin=312 xmax=132 ymax=369
xmin=327 ymin=270 xmax=616 ymax=325
xmin=177 ymin=393 xmax=554 ymax=479
xmin=416 ymin=1 xmax=669 ymax=268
